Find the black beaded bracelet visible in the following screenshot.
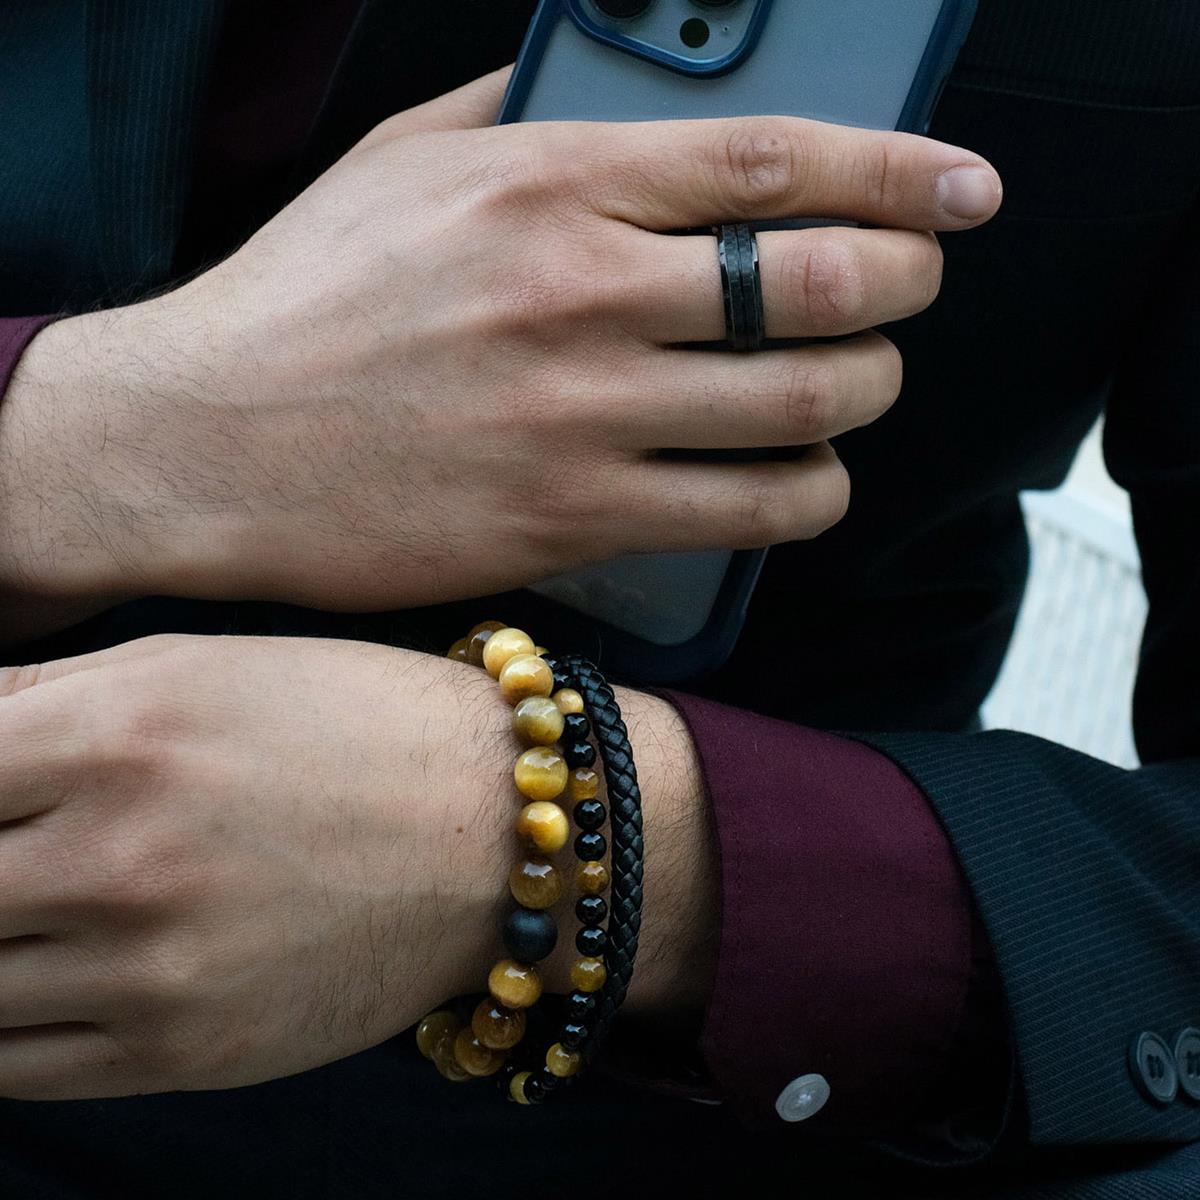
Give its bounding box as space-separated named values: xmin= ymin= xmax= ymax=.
xmin=558 ymin=654 xmax=644 ymax=1068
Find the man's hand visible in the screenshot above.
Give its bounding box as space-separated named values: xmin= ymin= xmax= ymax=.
xmin=0 ymin=633 xmax=713 ymax=1099
xmin=0 ymin=68 xmax=1002 ymax=632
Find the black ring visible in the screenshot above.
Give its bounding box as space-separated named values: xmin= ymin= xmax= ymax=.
xmin=717 ymin=223 xmax=766 ymax=351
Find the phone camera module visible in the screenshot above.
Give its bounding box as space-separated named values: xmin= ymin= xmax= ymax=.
xmin=593 ymin=0 xmax=653 ymax=16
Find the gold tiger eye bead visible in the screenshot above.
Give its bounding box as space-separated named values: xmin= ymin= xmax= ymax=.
xmin=552 ymin=688 xmax=585 ymax=715
xmin=488 ymin=959 xmax=543 ymax=1010
xmin=567 ymin=767 xmax=600 ymax=803
xmin=516 ymin=801 xmax=569 ymax=854
xmin=577 ymin=860 xmax=610 ymax=895
xmin=415 ymin=1010 xmax=460 ymax=1060
xmin=466 ymin=620 xmax=506 ymax=667
xmin=509 ymin=857 xmax=564 ymax=909
xmin=483 ymin=627 xmax=536 ymax=679
xmin=546 ymin=1042 xmax=582 ymax=1078
xmin=431 ymin=1031 xmax=472 ymax=1082
xmin=534 ymin=646 xmax=549 ymax=657
xmin=570 ymin=956 xmax=607 ymax=993
xmin=514 ymin=746 xmax=567 ymax=801
xmin=472 ymin=998 xmax=527 ymax=1051
xmin=453 ymin=1028 xmax=506 ymax=1077
xmin=447 ymin=637 xmax=470 ymax=663
xmin=512 ymin=696 xmax=565 ymax=747
xmin=510 ymin=1070 xmax=533 ymax=1105
xmin=499 ymin=654 xmax=555 ymax=705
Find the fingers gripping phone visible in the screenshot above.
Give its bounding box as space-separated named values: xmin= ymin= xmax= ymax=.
xmin=499 ymin=0 xmax=978 ymax=683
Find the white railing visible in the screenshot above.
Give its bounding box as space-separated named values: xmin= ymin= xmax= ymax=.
xmin=981 ymin=427 xmax=1145 ymax=768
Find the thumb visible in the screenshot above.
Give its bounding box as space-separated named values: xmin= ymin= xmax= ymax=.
xmin=353 ymin=65 xmax=514 ymax=152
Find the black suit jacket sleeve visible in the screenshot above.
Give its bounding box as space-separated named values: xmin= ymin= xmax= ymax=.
xmin=856 ymin=202 xmax=1200 ymax=1152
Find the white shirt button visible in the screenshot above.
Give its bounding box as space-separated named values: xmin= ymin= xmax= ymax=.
xmin=775 ymin=1073 xmax=831 ymax=1122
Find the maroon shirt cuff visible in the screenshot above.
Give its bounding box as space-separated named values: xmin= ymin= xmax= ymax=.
xmin=0 ymin=317 xmax=58 ymax=402
xmin=652 ymin=690 xmax=976 ymax=1133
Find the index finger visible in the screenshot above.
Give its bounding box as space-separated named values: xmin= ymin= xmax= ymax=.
xmin=546 ymin=114 xmax=1002 ymax=232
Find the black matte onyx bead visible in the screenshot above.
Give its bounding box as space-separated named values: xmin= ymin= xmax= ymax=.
xmin=551 ymin=670 xmax=572 ymax=691
xmin=576 ymin=925 xmax=608 ymax=957
xmin=573 ymin=800 xmax=606 ymax=833
xmin=562 ymin=740 xmax=597 ymax=769
xmin=523 ymin=1074 xmax=547 ymax=1104
xmin=502 ymin=907 xmax=558 ymax=963
xmin=562 ymin=712 xmax=590 ymax=740
xmin=537 ymin=1067 xmax=560 ymax=1093
xmin=575 ymin=831 xmax=607 ymax=861
xmin=560 ymin=1022 xmax=589 ymax=1051
xmin=576 ymin=895 xmax=608 ymax=925
xmin=565 ymin=990 xmax=596 ymax=1022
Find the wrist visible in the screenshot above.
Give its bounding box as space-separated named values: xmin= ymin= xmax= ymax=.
xmin=609 ymin=687 xmax=719 ymax=1018
xmin=536 ymin=686 xmax=718 ymax=1019
xmin=0 ymin=295 xmax=242 ymax=622
xmin=446 ymin=671 xmax=718 ymax=1023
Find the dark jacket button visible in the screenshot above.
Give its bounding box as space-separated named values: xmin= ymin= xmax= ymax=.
xmin=1129 ymin=1032 xmax=1179 ymax=1105
xmin=1173 ymin=1028 xmax=1200 ymax=1103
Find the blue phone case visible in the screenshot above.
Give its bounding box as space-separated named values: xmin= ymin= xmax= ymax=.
xmin=498 ymin=0 xmax=978 ymax=684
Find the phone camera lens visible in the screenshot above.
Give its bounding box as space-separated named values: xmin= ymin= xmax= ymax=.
xmin=680 ymin=17 xmax=710 ymax=48
xmin=594 ymin=0 xmax=653 ymax=16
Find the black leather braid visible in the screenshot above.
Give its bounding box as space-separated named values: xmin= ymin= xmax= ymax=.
xmin=559 ymin=654 xmax=644 ymax=1065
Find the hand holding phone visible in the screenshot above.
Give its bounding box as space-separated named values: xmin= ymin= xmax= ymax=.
xmin=501 ymin=0 xmax=989 ymax=680
xmin=26 ymin=53 xmax=997 ymax=640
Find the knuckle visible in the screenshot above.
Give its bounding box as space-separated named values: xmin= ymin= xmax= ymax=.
xmin=489 ymin=241 xmax=620 ymax=339
xmin=129 ymin=949 xmax=206 ymax=1013
xmin=510 ymin=454 xmax=603 ymax=558
xmin=801 ymin=461 xmax=852 ymax=539
xmin=718 ymin=120 xmax=800 ymax=210
xmin=732 ymin=480 xmax=795 ymax=547
xmin=481 ymin=127 xmax=592 ymax=225
xmin=877 ymin=335 xmax=905 ymax=406
xmin=132 ymin=1024 xmax=204 ymax=1081
xmin=777 ymin=359 xmax=836 ymax=442
xmin=495 ymin=258 xmax=581 ymax=334
xmin=918 ymin=234 xmax=945 ymax=308
xmin=0 ymin=663 xmax=44 ymax=696
xmin=795 ymin=233 xmax=866 ymax=330
xmin=861 ymin=141 xmax=895 ymax=209
xmin=482 ymin=135 xmax=563 ymax=211
xmin=824 ymin=464 xmax=853 ymax=529
xmin=88 ymin=826 xmax=200 ymax=916
xmin=94 ymin=696 xmax=182 ymax=776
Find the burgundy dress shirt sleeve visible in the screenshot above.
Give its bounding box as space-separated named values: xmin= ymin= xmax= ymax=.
xmin=601 ymin=688 xmax=988 ymax=1135
xmin=0 ymin=317 xmax=56 ymax=404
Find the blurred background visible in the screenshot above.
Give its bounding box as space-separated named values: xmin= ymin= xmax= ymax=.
xmin=981 ymin=419 xmax=1144 ymax=768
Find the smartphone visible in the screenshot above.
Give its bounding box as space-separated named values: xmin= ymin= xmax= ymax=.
xmin=499 ymin=0 xmax=978 ymax=683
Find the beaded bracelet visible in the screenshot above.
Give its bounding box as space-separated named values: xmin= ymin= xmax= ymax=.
xmin=556 ymin=654 xmax=644 ymax=1068
xmin=415 ymin=623 xmax=633 ymax=1104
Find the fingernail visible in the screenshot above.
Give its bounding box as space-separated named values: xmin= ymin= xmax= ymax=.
xmin=936 ymin=165 xmax=1001 ymax=219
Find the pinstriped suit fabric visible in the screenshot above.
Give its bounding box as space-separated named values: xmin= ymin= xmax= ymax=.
xmin=84 ymin=0 xmax=219 ymax=299
xmin=859 ymin=729 xmax=1200 ymax=1149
